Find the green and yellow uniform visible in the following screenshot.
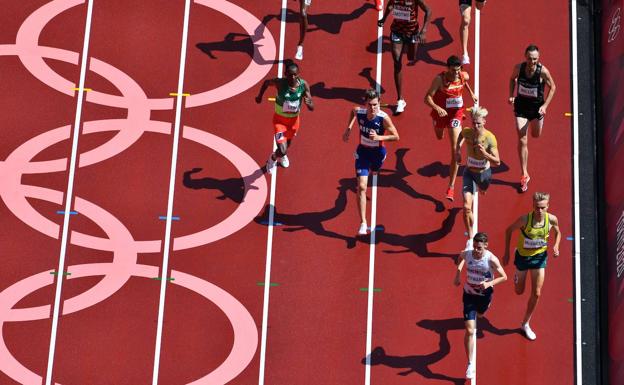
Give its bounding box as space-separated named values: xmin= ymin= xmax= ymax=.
xmin=514 ymin=212 xmax=550 ymax=270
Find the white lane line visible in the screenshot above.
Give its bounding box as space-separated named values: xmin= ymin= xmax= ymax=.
xmin=364 ymin=6 xmax=384 ymax=384
xmin=471 ymin=8 xmax=480 ymax=385
xmin=44 ymin=1 xmax=94 ymax=384
xmin=570 ymin=1 xmax=582 ymax=383
xmin=258 ymin=0 xmax=287 ymax=384
xmin=151 ymin=0 xmax=191 ymax=384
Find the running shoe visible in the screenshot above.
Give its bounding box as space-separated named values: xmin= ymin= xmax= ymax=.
xmin=520 ymin=175 xmax=531 ymax=192
xmin=266 ymin=156 xmax=277 ymax=174
xmin=465 ymin=362 xmax=475 ymax=379
xmin=445 ymin=186 xmax=454 ymax=202
xmin=522 ymin=323 xmax=537 ymax=341
xmin=396 ymin=99 xmax=407 ymax=113
xmin=465 ymin=238 xmax=474 ymax=251
xmin=279 ymin=155 xmax=290 ymax=168
xmin=358 ymin=223 xmax=368 ymax=235
xmin=295 ymin=45 xmax=303 ymax=60
xmin=375 ymin=0 xmax=383 ymax=11
xmin=461 ymin=54 xmax=470 ymax=65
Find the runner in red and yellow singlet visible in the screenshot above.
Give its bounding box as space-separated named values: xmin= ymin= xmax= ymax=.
xmin=425 ymin=55 xmax=477 ymax=202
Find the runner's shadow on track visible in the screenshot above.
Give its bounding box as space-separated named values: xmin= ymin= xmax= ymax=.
xmin=362 ymin=317 xmax=520 ymax=384
xmin=417 ymin=160 xmax=519 ymax=192
xmin=255 ymin=178 xmax=357 ymax=249
xmin=366 ymin=17 xmax=453 ymax=66
xmin=196 ymin=32 xmax=278 ymax=65
xmin=309 ymin=67 xmax=386 ymax=104
xmin=182 ymin=168 xmax=262 ymax=203
xmin=256 ymin=2 xmax=376 ymax=38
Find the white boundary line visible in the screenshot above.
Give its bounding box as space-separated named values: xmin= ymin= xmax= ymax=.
xmin=570 ymin=0 xmax=582 ymax=383
xmin=364 ymin=6 xmax=384 ymax=385
xmin=257 ymin=0 xmax=287 ymax=383
xmin=44 ymin=1 xmax=94 ymax=384
xmin=151 ymin=0 xmax=191 ymax=383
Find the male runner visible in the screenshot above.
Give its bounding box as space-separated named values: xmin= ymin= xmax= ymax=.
xmin=503 ymin=192 xmax=561 ymax=340
xmin=295 ymin=0 xmax=312 ymax=60
xmin=509 ymin=45 xmax=556 ymax=192
xmin=455 ymin=106 xmax=500 ymax=249
xmin=425 ymin=55 xmax=477 ymax=201
xmin=378 ymin=0 xmax=432 ymax=113
xmin=454 ymin=232 xmax=507 ymax=379
xmin=458 ymin=0 xmax=486 ymax=65
xmin=343 ymin=89 xmax=399 ymax=235
xmin=256 ymin=62 xmax=314 ymax=174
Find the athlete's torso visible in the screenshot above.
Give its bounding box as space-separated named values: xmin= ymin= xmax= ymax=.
xmin=516 ymin=62 xmax=545 ymax=103
xmin=433 ymin=72 xmax=466 ymax=110
xmin=356 ymin=108 xmax=387 ymax=148
xmin=517 ymin=211 xmax=550 ymax=256
xmin=461 ymin=127 xmax=497 ymax=170
xmin=275 ymin=78 xmax=306 ymax=117
xmin=390 ymin=0 xmax=419 ymax=34
xmin=464 ymin=250 xmax=494 ymax=295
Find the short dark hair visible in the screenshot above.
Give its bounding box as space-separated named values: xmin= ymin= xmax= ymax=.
xmin=473 ymin=232 xmax=488 ymax=244
xmin=525 ymin=44 xmax=539 ymax=54
xmin=285 ymin=62 xmax=299 ymax=73
xmin=364 ymin=88 xmax=380 ymax=101
xmin=447 ymin=55 xmax=461 ymax=67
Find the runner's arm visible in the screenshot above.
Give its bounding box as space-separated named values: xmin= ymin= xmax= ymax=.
xmin=484 ymin=145 xmax=500 ymax=167
xmin=508 ymin=64 xmax=520 ymax=104
xmin=454 ymin=252 xmax=466 ymax=286
xmin=463 ymin=72 xmax=478 ymax=104
xmin=255 ymin=78 xmax=279 ymax=104
xmin=424 ymin=76 xmax=445 ymax=114
xmin=303 ymin=81 xmax=314 ymax=111
xmin=343 ymin=107 xmax=358 ymax=142
xmin=417 ymin=0 xmax=432 ymax=42
xmin=378 ymin=115 xmax=400 ymax=141
xmin=549 ymin=213 xmax=561 ymax=257
xmin=483 ymin=256 xmax=508 ymax=289
xmin=504 ymin=215 xmax=527 ymax=265
xmin=378 ymin=0 xmax=394 ymax=26
xmin=539 ymin=66 xmax=556 ymax=113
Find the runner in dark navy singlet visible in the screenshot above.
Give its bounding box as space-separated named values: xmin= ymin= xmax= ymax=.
xmin=508 ymin=45 xmax=556 ymax=192
xmin=343 ymin=89 xmax=399 ymax=235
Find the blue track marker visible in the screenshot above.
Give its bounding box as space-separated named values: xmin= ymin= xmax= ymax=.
xmin=158 ymin=216 xmax=180 ymax=221
xmin=566 ymin=236 xmax=574 ymax=240
xmin=259 ymin=220 xmax=283 ymax=226
xmin=56 ymin=211 xmax=78 ymax=215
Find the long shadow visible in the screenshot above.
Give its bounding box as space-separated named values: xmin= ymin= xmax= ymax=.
xmin=366 ymin=17 xmax=453 ymax=66
xmin=255 ymin=178 xmax=357 ymax=249
xmin=363 ymin=317 xmax=520 ymax=384
xmin=196 ymin=32 xmax=278 ymax=65
xmin=258 ymin=2 xmax=376 ymax=37
xmin=309 ymin=67 xmax=386 ymax=104
xmin=417 ymin=160 xmax=519 ymax=192
xmin=182 ymin=167 xmax=262 ymax=203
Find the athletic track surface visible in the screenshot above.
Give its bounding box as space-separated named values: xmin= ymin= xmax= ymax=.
xmin=0 ymin=0 xmax=575 ymax=384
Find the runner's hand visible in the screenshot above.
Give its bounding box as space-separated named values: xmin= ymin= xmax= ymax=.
xmin=369 ymin=130 xmax=379 ymax=141
xmin=343 ymin=129 xmax=351 ymax=142
xmin=436 ymin=107 xmax=448 ymax=117
xmin=476 ymin=143 xmax=487 ymax=156
xmin=471 ymin=93 xmax=478 ymax=104
xmin=508 ymin=96 xmax=515 ymax=104
xmin=479 ymin=281 xmax=491 ymax=290
xmin=416 ymin=31 xmax=426 ymax=44
xmin=553 ymin=245 xmax=560 ymax=257
xmin=502 ymin=253 xmax=510 ymax=266
xmin=538 ymin=105 xmax=547 ymax=115
xmin=453 ymin=275 xmax=461 ymax=286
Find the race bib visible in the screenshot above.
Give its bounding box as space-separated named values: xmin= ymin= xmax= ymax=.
xmin=518 ymin=84 xmax=538 ymax=98
xmin=393 ymin=6 xmax=411 ymax=21
xmin=523 ymin=237 xmax=547 ymax=249
xmin=360 ymin=132 xmax=380 ymax=147
xmin=283 ymin=99 xmax=300 ymax=113
xmin=467 ymin=156 xmax=489 ymax=169
xmin=446 ymin=96 xmax=463 ymax=108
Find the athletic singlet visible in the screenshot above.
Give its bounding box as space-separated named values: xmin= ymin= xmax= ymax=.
xmin=433 ymin=71 xmax=466 ymax=111
xmin=461 ymin=127 xmax=497 ymax=171
xmin=463 ymin=250 xmax=494 ymax=296
xmin=516 ymin=211 xmax=550 ymax=256
xmin=516 ymin=62 xmax=545 ymax=103
xmin=390 ymin=0 xmax=419 ymax=35
xmin=275 ymin=78 xmax=306 ymax=118
xmin=355 ymin=107 xmax=387 ymax=148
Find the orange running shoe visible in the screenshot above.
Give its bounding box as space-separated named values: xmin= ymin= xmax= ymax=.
xmin=520 ymin=175 xmax=531 ymax=192
xmin=445 ymin=186 xmax=454 ymax=202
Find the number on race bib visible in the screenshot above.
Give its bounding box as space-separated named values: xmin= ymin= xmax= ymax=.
xmin=467 ymin=156 xmax=488 ymax=168
xmin=283 ymin=99 xmax=301 ymax=113
xmin=523 ymin=237 xmax=547 ymax=249
xmin=518 ymin=84 xmax=538 ymax=98
xmin=450 ymin=118 xmax=461 ymax=128
xmin=393 ymin=6 xmax=411 ymax=21
xmin=445 ymin=96 xmax=463 ymax=108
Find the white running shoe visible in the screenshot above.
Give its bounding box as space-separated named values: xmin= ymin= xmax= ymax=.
xmin=279 ymin=155 xmax=290 ymax=168
xmin=295 ymin=45 xmax=303 ymax=60
xmin=461 ymin=54 xmax=470 ymax=65
xmin=522 ymin=323 xmax=537 ymax=341
xmin=465 ymin=362 xmax=475 ymax=379
xmin=358 ymin=223 xmax=368 ymax=235
xmin=465 ymin=238 xmax=474 ymax=251
xmin=396 ymin=99 xmax=407 ymax=113
xmin=266 ymin=156 xmax=277 ymax=174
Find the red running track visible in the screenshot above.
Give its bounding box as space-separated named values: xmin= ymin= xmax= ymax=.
xmin=0 ymin=0 xmax=574 ymax=384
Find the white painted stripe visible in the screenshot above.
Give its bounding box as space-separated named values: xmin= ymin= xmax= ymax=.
xmin=151 ymin=0 xmax=191 ymax=384
xmin=44 ymin=1 xmax=94 ymax=384
xmin=258 ymin=0 xmax=287 ymax=383
xmin=364 ymin=7 xmax=384 ymax=384
xmin=471 ymin=9 xmax=480 ymax=385
xmin=570 ymin=1 xmax=582 ymax=383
